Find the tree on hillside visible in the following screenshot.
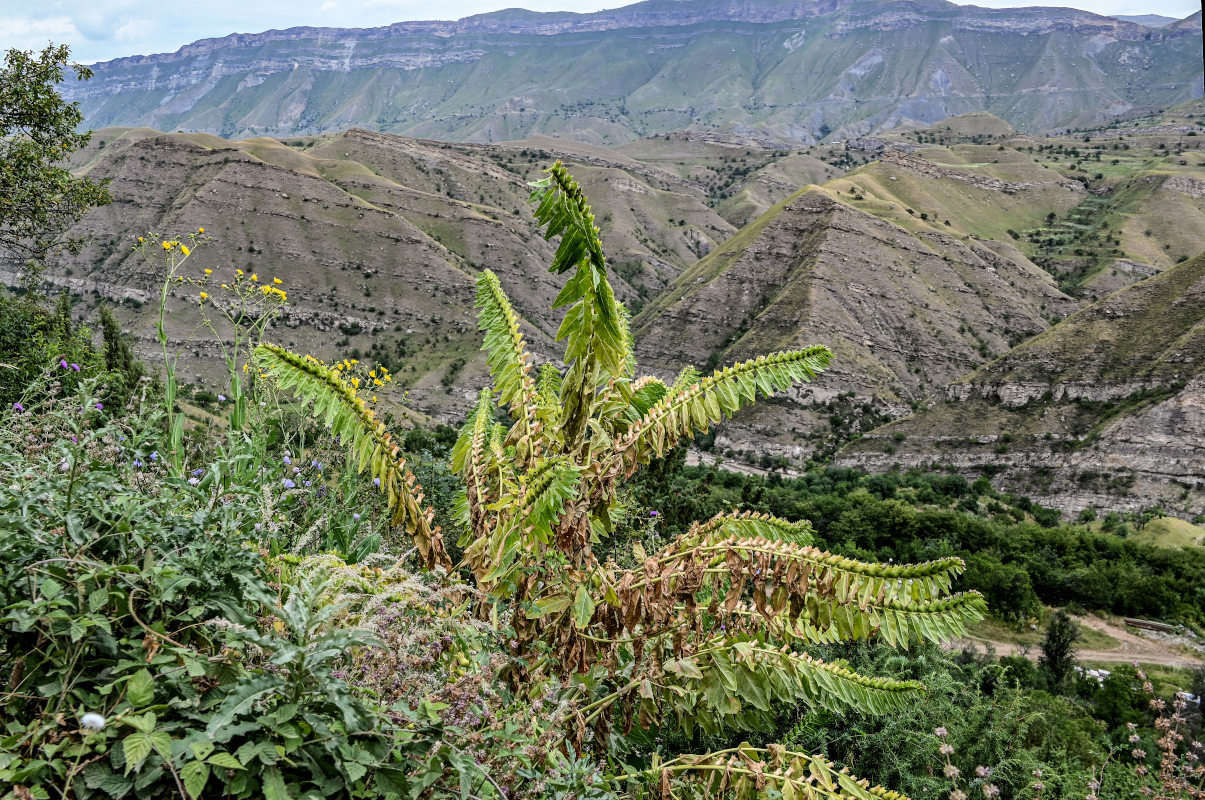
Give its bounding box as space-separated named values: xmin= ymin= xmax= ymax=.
xmin=1039 ymin=610 xmax=1079 ymax=690
xmin=0 ymin=44 xmax=111 ymax=287
xmin=259 ymin=162 xmax=987 ymax=798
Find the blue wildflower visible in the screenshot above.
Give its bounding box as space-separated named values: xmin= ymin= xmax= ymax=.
xmin=282 ymin=478 xmax=296 ymax=489
xmin=188 ymin=477 xmax=199 ymax=486
xmin=373 ymin=477 xmax=380 ymax=487
xmin=283 ymin=455 xmax=291 ymax=465
xmin=150 ymin=451 xmax=159 ymax=461
xmin=12 ymin=402 xmax=23 ymax=412
xmin=217 ymin=394 xmax=226 ymax=402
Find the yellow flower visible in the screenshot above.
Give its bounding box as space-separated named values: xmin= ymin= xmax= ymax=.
xmin=199 ymin=292 xmax=208 ymax=300
xmin=180 ymin=245 xmax=190 ymax=257
xmin=162 ymin=241 xmax=172 ymax=250
xmin=273 ymin=277 xmax=282 ymax=285
xmin=351 ymin=378 xmax=360 ymax=388
xmin=369 ymin=370 xmax=376 ymax=378
xmin=237 ymin=269 xmax=243 ymax=275
xmin=198 ymin=227 xmax=205 ymax=234
xmin=371 ymin=395 xmax=377 ymax=403
xmin=138 ymin=237 xmax=144 ymax=244
xmin=221 ymin=284 xmax=229 ymax=289
xmin=373 ymin=379 xmax=383 ymax=386
xmin=251 ymin=274 xmax=258 ymax=281
xmin=204 ymin=268 xmax=212 ymax=275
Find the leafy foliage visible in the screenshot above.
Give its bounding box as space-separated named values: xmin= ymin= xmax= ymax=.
xmin=256 ymin=343 xmax=450 ymax=571
xmin=0 ymin=44 xmax=111 ymax=269
xmin=261 ymin=162 xmax=986 ymax=799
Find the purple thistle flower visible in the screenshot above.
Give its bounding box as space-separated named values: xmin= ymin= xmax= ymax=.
xmin=282 ymin=478 xmax=296 ymax=489
xmin=95 ymin=402 xmax=103 ymax=410
xmin=12 ymin=402 xmax=23 ymax=412
xmin=649 ymin=510 xmax=659 ymax=517
xmin=71 ymin=363 xmax=80 ymax=372
xmin=59 ymin=359 xmax=68 ymax=369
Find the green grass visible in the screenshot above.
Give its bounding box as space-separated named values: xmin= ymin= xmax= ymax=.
xmin=968 ymin=613 xmax=1120 ymax=652
xmin=1134 ymin=517 xmax=1205 ymax=549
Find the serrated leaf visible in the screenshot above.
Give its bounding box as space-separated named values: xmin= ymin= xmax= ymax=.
xmin=181 ymin=761 xmax=210 ymax=798
xmin=262 ymin=765 xmax=291 ymax=800
xmin=122 ymin=733 xmax=153 ymax=774
xmin=206 ymin=752 xmax=244 ymax=770
xmin=126 ymin=669 xmax=154 ymax=707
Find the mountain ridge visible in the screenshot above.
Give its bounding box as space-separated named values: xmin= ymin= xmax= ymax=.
xmin=63 ymin=0 xmax=1204 ymax=146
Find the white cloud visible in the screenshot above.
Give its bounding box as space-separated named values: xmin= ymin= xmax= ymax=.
xmin=112 ymin=18 xmax=156 ymax=41
xmin=320 ymin=0 xmax=339 ymax=9
xmin=0 ymin=16 xmax=82 ymax=51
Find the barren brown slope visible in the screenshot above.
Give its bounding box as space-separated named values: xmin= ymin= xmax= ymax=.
xmin=631 ymin=181 xmax=1075 ymax=463
xmin=836 ymin=253 xmax=1205 ymax=518
xmin=13 ymin=127 xmax=731 ymax=423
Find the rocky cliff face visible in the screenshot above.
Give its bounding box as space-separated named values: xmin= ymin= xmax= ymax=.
xmin=836 ymin=252 xmax=1205 ymax=518
xmin=63 ymin=0 xmax=1203 ymax=144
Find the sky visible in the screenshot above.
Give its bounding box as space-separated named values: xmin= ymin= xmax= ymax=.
xmin=2 ymin=0 xmax=1201 ymax=65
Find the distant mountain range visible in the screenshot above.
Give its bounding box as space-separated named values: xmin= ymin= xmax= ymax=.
xmin=63 ymin=0 xmax=1204 ymax=146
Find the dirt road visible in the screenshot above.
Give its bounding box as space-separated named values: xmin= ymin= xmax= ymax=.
xmin=949 ymin=615 xmax=1205 ymax=670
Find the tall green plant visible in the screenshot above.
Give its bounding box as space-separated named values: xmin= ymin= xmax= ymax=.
xmin=258 ymin=163 xmax=987 ymax=799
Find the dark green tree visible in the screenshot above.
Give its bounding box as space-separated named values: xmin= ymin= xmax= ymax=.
xmin=98 ymin=304 xmax=145 ymax=405
xmin=1038 ymin=610 xmax=1079 ymax=691
xmin=0 ymin=43 xmax=111 ymax=286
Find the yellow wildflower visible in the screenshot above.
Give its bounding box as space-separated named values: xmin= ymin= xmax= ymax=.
xmin=351 ymin=378 xmax=360 ymax=388
xmin=199 ymin=292 xmax=208 ymax=300
xmin=373 ymin=379 xmax=383 ymax=386
xmin=251 ymin=273 xmax=258 ymax=281
xmin=204 ymin=268 xmax=212 ymax=275
xmin=162 ymin=241 xmax=172 ymax=250
xmin=180 ymin=245 xmax=190 ymax=257
xmin=273 ymin=277 xmax=282 ymax=285
xmin=237 ymin=269 xmax=243 ymax=275
xmin=198 ymin=227 xmax=205 ymax=233
xmin=371 ymin=395 xmax=377 ymax=403
xmin=369 ymin=370 xmax=376 ymax=378
xmin=138 ymin=237 xmax=144 ymax=244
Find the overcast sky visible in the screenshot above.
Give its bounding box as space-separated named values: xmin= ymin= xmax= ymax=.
xmin=3 ymin=0 xmax=1200 ymax=65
